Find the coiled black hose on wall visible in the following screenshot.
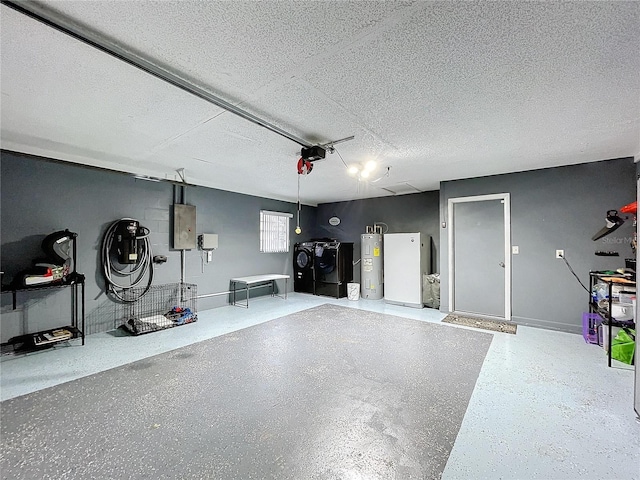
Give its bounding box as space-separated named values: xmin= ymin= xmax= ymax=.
xmin=101 ymin=218 xmax=153 ymax=302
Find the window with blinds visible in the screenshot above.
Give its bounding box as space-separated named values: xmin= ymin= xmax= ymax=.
xmin=259 ymin=210 xmax=292 ymax=253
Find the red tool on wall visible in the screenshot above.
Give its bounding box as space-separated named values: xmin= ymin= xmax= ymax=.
xmin=620 ymin=200 xmax=637 ymax=215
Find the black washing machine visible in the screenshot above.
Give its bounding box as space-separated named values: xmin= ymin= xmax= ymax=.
xmin=314 ymin=241 xmax=353 ymax=298
xmin=293 ymin=242 xmax=315 ymax=294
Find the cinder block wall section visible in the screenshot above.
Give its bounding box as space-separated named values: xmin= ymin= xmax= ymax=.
xmin=0 ymin=152 xmax=316 ymax=340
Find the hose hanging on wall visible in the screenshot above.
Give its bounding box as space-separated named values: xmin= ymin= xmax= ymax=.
xmin=101 ymin=218 xmax=153 ymax=302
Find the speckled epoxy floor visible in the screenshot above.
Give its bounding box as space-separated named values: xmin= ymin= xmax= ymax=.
xmin=1 ymin=304 xmax=492 ymax=479
xmin=1 ymin=293 xmax=639 ymax=479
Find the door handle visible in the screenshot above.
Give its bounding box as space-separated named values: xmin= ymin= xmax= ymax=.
xmin=499 ymin=262 xmax=505 ymax=268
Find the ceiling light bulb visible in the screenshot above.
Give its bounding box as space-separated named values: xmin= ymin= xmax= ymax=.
xmin=364 ymin=160 xmax=377 ymax=172
xmin=295 ymin=226 xmax=302 ymax=234
xmin=348 ymin=165 xmax=359 ymax=176
xmin=360 ymin=170 xmax=370 ymax=179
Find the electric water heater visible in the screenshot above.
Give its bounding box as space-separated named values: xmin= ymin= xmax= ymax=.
xmin=360 ymin=233 xmax=383 ymax=299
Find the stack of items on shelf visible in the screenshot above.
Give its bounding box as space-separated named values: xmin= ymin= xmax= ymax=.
xmin=33 ymin=328 xmax=73 ymax=346
xmin=10 ymin=230 xmax=78 ymax=288
xmin=586 ymin=270 xmax=636 ymax=365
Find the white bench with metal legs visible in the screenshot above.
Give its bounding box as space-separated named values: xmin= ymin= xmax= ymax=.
xmin=230 ymin=274 xmax=290 ymax=308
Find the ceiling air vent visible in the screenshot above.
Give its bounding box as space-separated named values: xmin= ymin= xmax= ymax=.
xmin=381 ymin=183 xmax=422 ymax=195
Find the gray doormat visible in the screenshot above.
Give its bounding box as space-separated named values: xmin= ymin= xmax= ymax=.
xmin=1 ymin=304 xmax=492 ymax=480
xmin=442 ymin=313 xmax=517 ymax=334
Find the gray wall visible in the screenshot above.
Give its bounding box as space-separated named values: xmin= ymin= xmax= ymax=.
xmin=313 ymin=191 xmax=440 ymax=283
xmin=440 ymin=157 xmax=636 ymax=333
xmin=4 ymin=150 xmax=632 ymax=339
xmin=0 ymin=151 xmax=316 ymax=340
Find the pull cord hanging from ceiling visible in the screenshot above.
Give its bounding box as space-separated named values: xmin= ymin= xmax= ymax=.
xmin=295 ymin=155 xmax=315 ymax=235
xmin=296 ymin=174 xmax=302 ymax=235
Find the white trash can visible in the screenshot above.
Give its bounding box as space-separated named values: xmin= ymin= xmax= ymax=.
xmin=347 ymin=283 xmax=360 ymax=301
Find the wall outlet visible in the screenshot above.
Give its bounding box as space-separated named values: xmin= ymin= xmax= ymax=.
xmin=556 ymin=249 xmax=564 ymax=259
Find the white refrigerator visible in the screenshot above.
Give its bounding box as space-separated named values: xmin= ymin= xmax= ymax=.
xmin=383 ymin=232 xmax=429 ymax=308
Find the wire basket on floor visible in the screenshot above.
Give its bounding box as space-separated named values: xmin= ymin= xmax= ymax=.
xmin=117 ymin=283 xmax=197 ymax=335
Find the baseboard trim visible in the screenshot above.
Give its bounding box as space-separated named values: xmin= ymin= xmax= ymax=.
xmin=438 ymin=307 xmax=581 ymax=335
xmin=510 ymin=315 xmax=581 ymax=335
xmin=386 ymin=300 xmax=423 ymax=309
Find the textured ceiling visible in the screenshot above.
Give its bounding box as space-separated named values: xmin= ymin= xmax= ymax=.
xmin=1 ymin=1 xmax=639 ymax=205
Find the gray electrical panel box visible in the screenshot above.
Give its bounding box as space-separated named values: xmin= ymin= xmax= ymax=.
xmin=173 ymin=204 xmax=196 ymax=249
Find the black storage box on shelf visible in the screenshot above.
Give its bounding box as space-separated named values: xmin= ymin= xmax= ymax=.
xmin=117 ymin=283 xmax=197 ymax=335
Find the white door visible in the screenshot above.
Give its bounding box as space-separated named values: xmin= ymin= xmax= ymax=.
xmin=448 ymin=194 xmax=511 ymax=319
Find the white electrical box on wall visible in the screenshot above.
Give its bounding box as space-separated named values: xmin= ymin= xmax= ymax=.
xmin=199 ymin=233 xmax=218 ymax=250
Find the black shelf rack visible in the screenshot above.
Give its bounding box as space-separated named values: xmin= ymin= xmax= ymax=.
xmin=2 ymin=232 xmax=86 ymax=355
xmin=588 ymin=271 xmax=635 ymax=368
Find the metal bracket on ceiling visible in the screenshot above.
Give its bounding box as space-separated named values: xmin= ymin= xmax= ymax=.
xmin=370 ymin=166 xmax=391 ymax=183
xmin=176 ymin=168 xmax=186 ymax=184
xmin=320 ymin=136 xmax=355 ymax=154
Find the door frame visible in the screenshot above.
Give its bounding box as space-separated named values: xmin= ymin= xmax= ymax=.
xmin=447 ymin=193 xmax=511 ymax=320
xmin=634 ymin=175 xmax=639 ymax=418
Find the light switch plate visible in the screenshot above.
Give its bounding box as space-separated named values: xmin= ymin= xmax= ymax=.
xmin=512 ymin=246 xmax=519 ymax=254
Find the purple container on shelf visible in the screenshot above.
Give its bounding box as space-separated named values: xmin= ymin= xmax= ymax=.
xmin=582 ymin=312 xmax=602 ymax=344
